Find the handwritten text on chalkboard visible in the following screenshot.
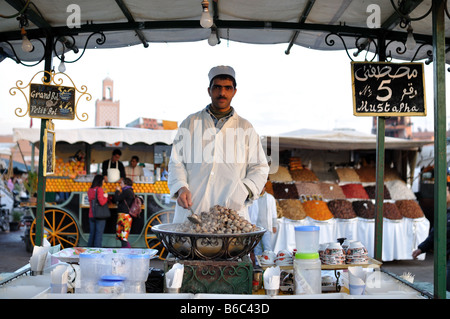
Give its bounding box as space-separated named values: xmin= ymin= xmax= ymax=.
xmin=29 ymin=83 xmax=76 ymax=120
xmin=351 ymin=62 xmax=426 ymax=116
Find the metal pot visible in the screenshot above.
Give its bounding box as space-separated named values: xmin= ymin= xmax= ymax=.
xmin=152 ymin=223 xmax=266 ymax=261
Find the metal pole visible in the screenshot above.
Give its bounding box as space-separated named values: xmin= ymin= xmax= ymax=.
xmin=432 ymin=0 xmax=447 ymax=299
xmin=34 ymin=31 xmax=53 ymax=246
xmin=374 ymin=36 xmax=387 ymax=261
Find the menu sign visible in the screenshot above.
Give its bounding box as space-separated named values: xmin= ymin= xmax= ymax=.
xmin=29 ymin=83 xmax=76 ymax=120
xmin=351 ymin=62 xmax=426 ymax=117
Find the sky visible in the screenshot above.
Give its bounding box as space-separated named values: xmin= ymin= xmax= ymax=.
xmin=0 ymin=40 xmax=446 ymax=138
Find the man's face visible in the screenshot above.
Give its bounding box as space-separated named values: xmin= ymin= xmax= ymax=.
xmin=208 ymin=78 xmax=237 ymax=112
xmin=130 ymin=158 xmax=137 ymax=168
xmin=112 ymin=154 xmax=120 ymax=162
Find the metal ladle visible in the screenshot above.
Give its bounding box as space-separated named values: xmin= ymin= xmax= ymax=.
xmin=187 ymin=207 xmax=202 ymax=225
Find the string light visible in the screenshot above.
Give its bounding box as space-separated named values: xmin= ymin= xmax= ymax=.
xmin=405 ymin=24 xmax=416 ymax=51
xmin=20 ymin=27 xmax=33 ymax=52
xmin=200 ymin=0 xmax=213 ymax=28
xmin=58 ymin=53 xmax=66 ymax=72
xmin=208 ymin=28 xmax=219 ymax=46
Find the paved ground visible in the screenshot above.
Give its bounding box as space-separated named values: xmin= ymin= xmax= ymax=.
xmin=0 ymin=227 xmax=439 ymax=293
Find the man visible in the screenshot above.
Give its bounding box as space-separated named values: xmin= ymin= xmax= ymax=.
xmin=412 ymin=185 xmax=450 ymax=291
xmin=125 ymin=155 xmax=144 ymax=182
xmin=102 ymin=148 xmax=126 ymax=183
xmin=248 ymin=182 xmax=278 ymax=256
xmin=168 ymin=65 xmax=269 ymax=223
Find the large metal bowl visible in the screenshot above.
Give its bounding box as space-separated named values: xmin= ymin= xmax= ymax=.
xmin=152 ymin=223 xmax=266 ymax=261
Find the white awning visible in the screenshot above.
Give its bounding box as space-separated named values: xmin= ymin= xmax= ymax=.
xmin=1 ymin=1 xmax=448 ymax=63
xmin=13 ymin=127 xmax=177 ymax=146
xmin=262 ymin=129 xmax=432 ymax=150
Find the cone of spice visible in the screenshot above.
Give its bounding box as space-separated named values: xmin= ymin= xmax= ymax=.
xmin=318 ymin=182 xmax=345 ymax=199
xmin=327 ymin=199 xmax=357 ymax=219
xmin=355 ymin=166 xmax=376 ymax=183
xmin=290 ymin=168 xmax=319 ymax=182
xmin=383 ymin=202 xmax=403 ymax=220
xmin=272 ymin=182 xmax=299 ymax=199
xmin=336 ymin=167 xmax=360 ymax=183
xmin=269 ymin=166 xmax=293 ymax=182
xmin=302 ymin=200 xmax=334 ymax=220
xmin=364 ymin=185 xmax=391 ymax=200
xmin=352 ymin=200 xmax=375 ymax=219
xmin=395 ymin=200 xmax=424 ymax=219
xmin=278 ymin=199 xmax=307 ymax=220
xmin=341 ymin=183 xmax=369 ymax=199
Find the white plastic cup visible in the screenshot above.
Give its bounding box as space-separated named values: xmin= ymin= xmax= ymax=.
xmin=349 ymin=283 xmax=366 ymax=295
xmin=294 ymin=226 xmax=320 ymax=253
xmin=294 ymin=252 xmax=322 ymax=295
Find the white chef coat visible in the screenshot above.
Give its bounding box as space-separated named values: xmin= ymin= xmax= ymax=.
xmin=248 ymin=192 xmax=277 ymax=231
xmin=168 ymin=106 xmax=269 ymax=223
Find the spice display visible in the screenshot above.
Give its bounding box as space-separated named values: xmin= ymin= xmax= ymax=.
xmin=289 ymin=157 xmax=302 ymax=170
xmin=315 ymin=169 xmax=339 ymax=182
xmin=327 ymin=200 xmax=357 ymax=219
xmin=276 ymin=200 xmax=283 ymax=218
xmin=383 ymin=202 xmax=403 ymax=220
xmin=265 ymin=180 xmax=275 ymax=197
xmin=395 ymin=200 xmax=424 ymax=219
xmin=318 ymin=182 xmax=345 ymax=199
xmin=336 ymin=167 xmax=360 ymax=182
xmin=290 ymin=168 xmax=319 ymax=182
xmin=386 ymin=180 xmax=416 ymax=200
xmin=341 ymin=183 xmax=369 ymax=199
xmin=302 ymin=200 xmax=334 ymax=220
xmin=176 ymin=205 xmax=258 ymax=234
xmin=278 ymin=199 xmax=307 ymax=220
xmin=294 ymin=182 xmax=321 ymax=196
xmin=352 ymin=200 xmax=375 ymax=219
xmin=272 ymin=182 xmax=299 ymax=199
xmin=355 ymin=166 xmax=376 ymax=183
xmin=384 ymin=167 xmax=401 ymax=181
xmin=364 ymin=185 xmax=391 ymax=200
xmin=269 ymin=166 xmax=293 ymax=182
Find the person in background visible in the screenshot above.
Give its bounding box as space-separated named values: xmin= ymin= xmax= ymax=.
xmin=125 ymin=155 xmax=144 ymax=182
xmin=412 ymin=184 xmax=450 ymax=291
xmin=113 ymin=177 xmax=135 ymax=248
xmin=102 ymin=149 xmax=126 ymax=183
xmin=87 ymin=174 xmax=109 ymax=247
xmin=249 ymin=181 xmax=278 ymax=258
xmin=168 ymin=65 xmax=269 ymax=223
xmin=70 ymin=150 xmax=86 ymax=163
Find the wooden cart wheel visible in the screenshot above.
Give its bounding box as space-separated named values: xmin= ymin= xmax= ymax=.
xmin=30 ymin=208 xmax=79 ymax=249
xmin=144 ymin=210 xmax=174 ymax=260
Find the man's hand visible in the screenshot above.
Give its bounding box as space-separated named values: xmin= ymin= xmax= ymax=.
xmin=177 ymin=186 xmax=193 ymax=209
xmin=412 ymin=248 xmax=422 ymax=259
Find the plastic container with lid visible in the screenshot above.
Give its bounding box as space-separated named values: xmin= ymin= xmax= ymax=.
xmin=294 ymin=225 xmax=320 ymax=253
xmin=97 ymin=275 xmax=125 ymax=294
xmin=79 ymin=253 xmax=102 ymax=282
xmin=294 ymin=252 xmax=321 ymax=295
xmin=126 ymin=254 xmax=150 ymax=282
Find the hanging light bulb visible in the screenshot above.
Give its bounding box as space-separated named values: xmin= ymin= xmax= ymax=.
xmin=208 ymin=28 xmax=219 ymax=46
xmin=200 ymin=0 xmax=213 ymax=28
xmin=21 ymin=27 xmax=33 ymax=52
xmin=58 ymin=54 xmax=66 ymax=73
xmin=405 ymin=24 xmax=416 ymax=51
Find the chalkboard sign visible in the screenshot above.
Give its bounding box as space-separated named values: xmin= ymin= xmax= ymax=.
xmin=29 ymin=83 xmax=76 ymax=120
xmin=351 ymin=62 xmax=426 ymax=117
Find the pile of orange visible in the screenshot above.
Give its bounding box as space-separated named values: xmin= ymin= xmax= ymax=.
xmin=45 ymin=178 xmax=170 ymax=195
xmin=54 ymin=159 xmax=86 ymax=179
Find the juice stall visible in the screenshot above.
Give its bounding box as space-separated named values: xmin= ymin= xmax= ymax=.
xmin=13 ymin=127 xmax=177 ymax=258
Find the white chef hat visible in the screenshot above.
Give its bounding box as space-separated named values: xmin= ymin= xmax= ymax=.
xmin=208 ymin=65 xmax=236 ymax=83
